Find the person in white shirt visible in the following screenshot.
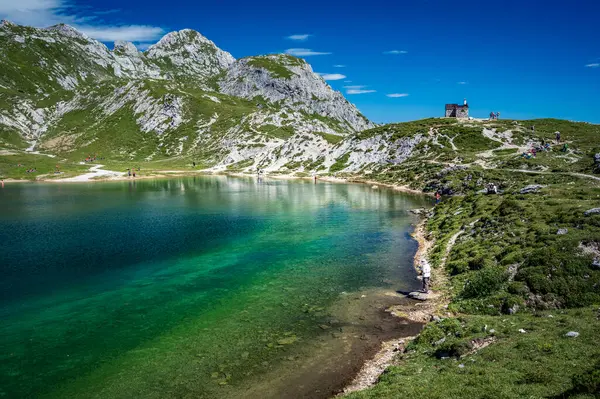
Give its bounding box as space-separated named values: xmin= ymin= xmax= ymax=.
xmin=421 ymin=259 xmax=431 ymax=293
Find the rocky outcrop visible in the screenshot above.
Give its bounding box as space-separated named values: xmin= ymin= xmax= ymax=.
xmin=519 ymin=185 xmax=544 ymax=194
xmin=219 ymin=55 xmax=374 ymax=133
xmin=0 ymin=21 xmax=380 ymax=163
xmin=145 ymin=29 xmax=235 ymax=80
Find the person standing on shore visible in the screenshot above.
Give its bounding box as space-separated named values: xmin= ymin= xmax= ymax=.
xmin=1 ymin=179 xmax=4 ymax=188
xmin=421 ymin=259 xmax=431 ymax=293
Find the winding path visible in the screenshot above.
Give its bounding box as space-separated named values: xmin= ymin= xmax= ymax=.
xmin=58 ymin=164 xmax=125 ymax=182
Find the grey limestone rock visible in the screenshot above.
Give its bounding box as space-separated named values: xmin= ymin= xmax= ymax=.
xmin=519 ymin=184 xmax=544 ymax=194
xmin=584 ymin=208 xmax=600 ymax=216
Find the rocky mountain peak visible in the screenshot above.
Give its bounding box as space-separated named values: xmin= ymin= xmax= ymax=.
xmin=145 ymin=28 xmax=235 ymax=79
xmin=220 ymin=54 xmax=373 ymax=132
xmin=1 ymin=19 xmax=16 ymax=28
xmin=113 ymin=40 xmax=139 ymax=56
xmin=44 ymin=23 xmax=89 ymax=40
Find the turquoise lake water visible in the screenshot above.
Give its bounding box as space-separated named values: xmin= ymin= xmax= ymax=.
xmin=0 ymin=176 xmax=428 ymax=398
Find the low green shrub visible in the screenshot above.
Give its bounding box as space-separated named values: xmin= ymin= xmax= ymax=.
xmin=461 ymin=266 xmax=508 ymax=299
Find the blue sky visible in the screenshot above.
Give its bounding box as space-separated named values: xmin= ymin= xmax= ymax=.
xmin=1 ymin=0 xmax=599 ymax=123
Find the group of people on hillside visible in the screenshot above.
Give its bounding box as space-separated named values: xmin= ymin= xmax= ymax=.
xmin=489 ymin=111 xmax=501 ymax=120
xmin=25 ymin=168 xmax=37 ymax=173
xmin=83 ymin=154 xmax=104 ymax=163
xmin=521 ymin=130 xmax=567 ymax=159
xmin=127 ymin=168 xmax=140 ymax=178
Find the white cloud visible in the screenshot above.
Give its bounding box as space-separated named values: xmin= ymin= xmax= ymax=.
xmin=285 ymin=48 xmax=331 ymax=56
xmin=320 ymin=73 xmax=346 ymax=81
xmin=585 ymin=63 xmax=599 ymax=68
xmin=383 ymin=50 xmax=407 ymax=54
xmin=79 ymin=25 xmax=164 ymax=42
xmin=343 ymin=85 xmax=366 ymax=89
xmin=0 ymin=0 xmax=164 ymax=42
xmin=286 ymin=34 xmax=310 ymax=41
xmin=333 ymin=64 xmax=345 ymax=68
xmin=457 ymin=81 xmax=467 ymax=85
xmin=346 ymin=89 xmax=376 ymax=94
xmin=343 ymin=80 xmax=352 ymax=83
xmin=386 ymin=93 xmax=409 ymax=98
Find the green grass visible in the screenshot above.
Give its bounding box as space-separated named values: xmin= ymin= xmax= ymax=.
xmin=338 ymin=118 xmax=600 ymax=398
xmin=313 ymin=131 xmax=344 ymax=144
xmin=0 ymin=127 xmax=29 ymax=150
xmin=257 ymin=124 xmax=295 ymax=140
xmin=245 ymin=56 xmax=298 ymax=79
xmin=0 ymin=153 xmax=89 ymax=180
xmin=330 ymin=153 xmax=350 ymax=172
xmin=348 ymin=308 xmax=600 ymax=399
xmin=493 ymin=148 xmax=519 ymax=156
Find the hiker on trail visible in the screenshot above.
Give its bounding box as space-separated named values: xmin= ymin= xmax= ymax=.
xmin=555 ymin=131 xmax=561 ymax=143
xmin=561 ymin=143 xmax=569 ymax=153
xmin=128 ymin=169 xmax=131 ymax=177
xmin=496 ymin=112 xmax=500 ymax=119
xmin=421 ymin=259 xmax=431 ymax=293
xmin=192 ymin=161 xmax=196 ymax=167
xmin=489 ymin=112 xmax=495 ymax=120
xmin=435 ymin=191 xmax=441 ymax=204
xmin=133 ymin=169 xmax=136 ymax=178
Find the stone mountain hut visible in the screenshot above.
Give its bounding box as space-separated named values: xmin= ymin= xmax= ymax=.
xmin=445 ymin=99 xmax=469 ymax=118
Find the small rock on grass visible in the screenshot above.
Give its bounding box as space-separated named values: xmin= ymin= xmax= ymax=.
xmin=519 ymin=184 xmax=544 ymax=194
xmin=565 ymin=331 xmax=579 ymax=338
xmin=519 ymin=328 xmax=527 ymax=333
xmin=584 ymin=208 xmax=600 ymax=216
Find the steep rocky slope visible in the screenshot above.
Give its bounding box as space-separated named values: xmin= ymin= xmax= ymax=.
xmin=0 ymin=20 xmax=375 ymax=166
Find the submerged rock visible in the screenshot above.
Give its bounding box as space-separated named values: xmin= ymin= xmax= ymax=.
xmin=277 ymin=335 xmax=298 ymax=345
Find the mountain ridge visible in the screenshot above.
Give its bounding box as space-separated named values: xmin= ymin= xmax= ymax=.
xmin=0 ymin=20 xmax=375 ymax=168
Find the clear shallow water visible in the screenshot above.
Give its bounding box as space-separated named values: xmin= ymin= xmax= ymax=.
xmin=0 ymin=176 xmax=428 ymax=398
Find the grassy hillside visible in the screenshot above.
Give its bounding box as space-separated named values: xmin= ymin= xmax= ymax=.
xmin=342 ymin=118 xmax=600 ymax=398
xmin=1 ymin=115 xmax=599 ymax=396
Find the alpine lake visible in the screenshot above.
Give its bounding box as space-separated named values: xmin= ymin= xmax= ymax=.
xmin=0 ymin=176 xmax=429 ymax=398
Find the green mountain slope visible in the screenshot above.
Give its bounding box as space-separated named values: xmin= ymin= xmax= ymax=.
xmin=0 ymin=20 xmax=374 ymax=168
